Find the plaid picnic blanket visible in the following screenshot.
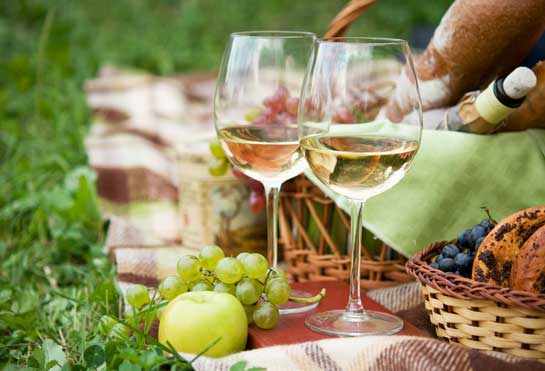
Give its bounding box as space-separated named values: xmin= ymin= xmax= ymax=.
xmin=104 ymin=217 xmax=545 ymax=371
xmin=88 ymin=68 xmax=545 ymax=370
xmin=189 ymin=335 xmax=545 ymax=371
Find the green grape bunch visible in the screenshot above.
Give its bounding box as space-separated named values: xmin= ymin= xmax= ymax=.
xmin=124 ymin=245 xmax=326 ymax=331
xmin=158 ymin=245 xmax=325 ymax=330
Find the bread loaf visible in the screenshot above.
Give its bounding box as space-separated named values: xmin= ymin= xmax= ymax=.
xmin=472 ymin=206 xmax=545 ymax=287
xmin=510 ymin=224 xmax=545 ymax=294
xmin=500 ymin=61 xmax=545 ymax=132
xmin=385 ymin=0 xmax=545 ymax=121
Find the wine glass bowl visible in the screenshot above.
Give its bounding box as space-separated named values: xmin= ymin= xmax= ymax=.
xmin=215 ymin=31 xmax=316 ymax=188
xmin=299 ymin=37 xmax=423 ymax=336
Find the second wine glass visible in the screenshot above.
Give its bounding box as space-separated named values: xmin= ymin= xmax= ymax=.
xmin=299 ymin=37 xmax=423 ymax=336
xmin=214 ymin=31 xmax=317 ymax=314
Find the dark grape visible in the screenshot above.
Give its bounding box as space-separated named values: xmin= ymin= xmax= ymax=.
xmin=480 ymin=219 xmax=495 ymax=232
xmin=441 ymin=244 xmax=460 ymax=259
xmin=436 ymin=255 xmax=444 ymax=263
xmin=454 ymin=252 xmax=474 ymax=272
xmin=475 ymin=236 xmax=485 ymax=249
xmin=470 ymin=225 xmax=486 ymax=244
xmin=457 ymin=229 xmax=472 ymax=249
xmin=438 ymin=258 xmax=455 ymax=272
xmin=430 ymin=262 xmax=439 ymax=269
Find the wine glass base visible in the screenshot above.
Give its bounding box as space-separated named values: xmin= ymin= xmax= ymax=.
xmin=305 ymin=309 xmax=403 ymax=337
xmin=279 ymin=289 xmax=320 ymax=315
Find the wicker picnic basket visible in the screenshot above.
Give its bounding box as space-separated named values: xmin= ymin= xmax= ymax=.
xmin=278 ymin=0 xmax=413 ymax=288
xmin=406 ymin=242 xmax=545 ymax=361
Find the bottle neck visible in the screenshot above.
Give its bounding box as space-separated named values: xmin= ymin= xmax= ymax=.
xmin=493 ymin=77 xmax=525 ymax=108
xmin=474 ymin=80 xmax=521 ymax=125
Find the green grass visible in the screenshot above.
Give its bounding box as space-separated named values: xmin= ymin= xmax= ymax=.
xmin=0 ymin=0 xmax=451 ymax=368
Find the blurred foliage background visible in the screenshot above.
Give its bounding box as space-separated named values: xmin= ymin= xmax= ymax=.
xmin=0 ymin=0 xmax=451 ymax=367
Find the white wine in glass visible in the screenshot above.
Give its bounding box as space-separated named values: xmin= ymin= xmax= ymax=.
xmin=299 ymin=37 xmax=423 ymax=336
xmin=214 ymin=31 xmax=317 ymax=314
xmin=218 ymin=125 xmax=305 ymax=184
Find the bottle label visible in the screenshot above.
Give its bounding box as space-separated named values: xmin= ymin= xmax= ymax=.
xmin=474 ymin=83 xmax=516 ymax=125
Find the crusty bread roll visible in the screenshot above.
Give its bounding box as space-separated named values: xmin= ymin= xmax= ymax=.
xmin=500 ymin=61 xmax=545 ymax=132
xmin=472 ymin=206 xmax=545 ymax=287
xmin=510 ymin=224 xmax=545 ymax=294
xmin=385 ymin=0 xmax=545 ymax=121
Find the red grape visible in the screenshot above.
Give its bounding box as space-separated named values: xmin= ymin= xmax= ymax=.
xmin=249 ymin=190 xmax=266 ymax=213
xmin=263 ymin=86 xmax=289 ymax=113
xmin=332 ymin=106 xmax=356 ymax=124
xmin=245 ymin=177 xmax=263 ymax=192
xmin=253 ymin=107 xmax=274 ymax=125
xmin=286 ymin=97 xmax=299 ymax=116
xmin=274 ymin=112 xmax=293 ymax=125
xmin=275 ymin=86 xmax=289 ymax=101
xmin=231 ymin=166 xmax=246 ymax=178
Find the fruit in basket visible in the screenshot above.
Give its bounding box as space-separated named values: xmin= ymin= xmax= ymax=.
xmin=431 ymin=209 xmax=497 ymax=278
xmin=510 ymin=224 xmax=545 ymax=293
xmin=158 ymin=291 xmax=248 ymax=357
xmin=472 ymin=206 xmax=545 ymax=286
xmin=438 ymin=257 xmax=456 ymax=272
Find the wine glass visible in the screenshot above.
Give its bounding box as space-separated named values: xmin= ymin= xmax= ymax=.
xmin=298 ymin=37 xmax=423 ymax=336
xmin=214 ymin=31 xmax=317 ymax=313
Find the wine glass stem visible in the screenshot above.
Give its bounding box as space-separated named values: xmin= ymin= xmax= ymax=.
xmin=345 ymin=200 xmax=367 ymax=319
xmin=264 ymin=183 xmax=281 ymax=268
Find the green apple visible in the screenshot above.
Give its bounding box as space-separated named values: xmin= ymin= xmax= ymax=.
xmin=158 ymin=291 xmax=247 ymax=357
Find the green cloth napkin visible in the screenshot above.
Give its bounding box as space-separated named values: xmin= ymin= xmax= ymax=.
xmin=305 ymin=128 xmax=545 ymax=257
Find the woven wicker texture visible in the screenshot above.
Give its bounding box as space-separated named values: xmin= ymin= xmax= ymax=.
xmin=407 ymin=241 xmax=545 ymax=361
xmin=279 ymin=176 xmax=412 ymax=288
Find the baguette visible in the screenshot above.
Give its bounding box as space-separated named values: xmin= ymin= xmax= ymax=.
xmin=385 ymin=0 xmax=545 ymax=121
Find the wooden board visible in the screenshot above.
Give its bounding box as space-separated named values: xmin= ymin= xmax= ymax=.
xmin=248 ymin=281 xmax=424 ymax=348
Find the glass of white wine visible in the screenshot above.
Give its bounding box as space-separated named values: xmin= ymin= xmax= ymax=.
xmin=299 ymin=37 xmax=423 ymax=336
xmin=214 ymin=31 xmax=317 ymax=314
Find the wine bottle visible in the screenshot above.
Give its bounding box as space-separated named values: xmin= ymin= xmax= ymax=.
xmin=439 ymin=67 xmax=537 ymax=134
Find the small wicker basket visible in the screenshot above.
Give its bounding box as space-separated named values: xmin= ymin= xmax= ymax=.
xmin=279 ymin=176 xmax=412 ymax=288
xmin=406 ymin=241 xmax=545 ymax=361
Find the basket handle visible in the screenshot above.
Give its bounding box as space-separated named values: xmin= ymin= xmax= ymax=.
xmin=324 ymin=0 xmax=376 ymax=38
